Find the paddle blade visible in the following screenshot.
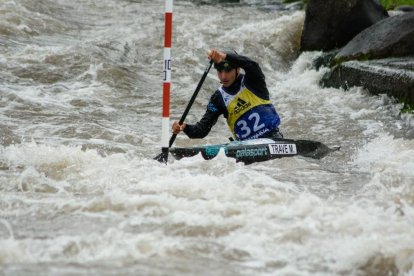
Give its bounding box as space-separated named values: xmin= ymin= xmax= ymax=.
xmin=154 ymin=148 xmax=169 ymax=164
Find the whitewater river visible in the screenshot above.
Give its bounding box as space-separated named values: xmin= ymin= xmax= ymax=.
xmin=1 ymin=0 xmax=413 ymax=275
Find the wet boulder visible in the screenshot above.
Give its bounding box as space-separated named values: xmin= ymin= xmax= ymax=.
xmin=334 ymin=13 xmax=414 ymax=63
xmin=395 ymin=5 xmax=414 ymax=12
xmin=300 ymin=0 xmax=388 ymax=51
xmin=321 ymin=58 xmax=414 ymax=108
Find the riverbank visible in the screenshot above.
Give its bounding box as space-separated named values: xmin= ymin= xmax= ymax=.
xmin=299 ymin=0 xmax=414 ymax=113
xmin=321 ymin=57 xmax=414 ymax=112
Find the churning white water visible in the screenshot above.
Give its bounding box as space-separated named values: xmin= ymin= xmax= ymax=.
xmin=0 ymin=0 xmax=413 ymax=275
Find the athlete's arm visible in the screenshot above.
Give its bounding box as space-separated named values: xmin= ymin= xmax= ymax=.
xmin=225 ymin=52 xmax=270 ymax=100
xmin=177 ymin=93 xmax=223 ymax=139
xmin=183 ymin=109 xmax=219 ymax=139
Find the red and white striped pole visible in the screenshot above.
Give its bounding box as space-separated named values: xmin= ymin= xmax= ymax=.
xmin=161 ymin=0 xmax=173 ymax=153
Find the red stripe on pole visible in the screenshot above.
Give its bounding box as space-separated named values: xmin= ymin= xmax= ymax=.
xmin=164 ymin=13 xmax=172 ymax=48
xmin=162 ymin=82 xmax=170 ymax=117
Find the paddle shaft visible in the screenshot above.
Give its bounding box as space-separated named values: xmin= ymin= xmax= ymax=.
xmin=168 ymin=59 xmax=213 ymax=147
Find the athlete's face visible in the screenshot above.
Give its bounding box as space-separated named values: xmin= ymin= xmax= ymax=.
xmin=217 ymin=68 xmax=239 ymax=87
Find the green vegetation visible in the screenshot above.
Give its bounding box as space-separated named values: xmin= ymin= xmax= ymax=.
xmin=401 ymin=102 xmax=414 ymax=114
xmin=379 ymin=0 xmax=414 ymax=9
xmin=283 ymin=0 xmax=413 ymax=10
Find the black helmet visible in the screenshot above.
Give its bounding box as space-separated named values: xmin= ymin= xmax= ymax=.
xmin=214 ymin=49 xmax=238 ymax=72
xmin=214 ymin=60 xmax=235 ymax=72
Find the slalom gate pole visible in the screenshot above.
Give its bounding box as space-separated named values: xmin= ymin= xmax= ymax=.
xmin=160 ymin=0 xmax=173 ymax=163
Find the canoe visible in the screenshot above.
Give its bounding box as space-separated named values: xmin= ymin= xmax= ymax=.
xmin=169 ymin=138 xmax=339 ymax=164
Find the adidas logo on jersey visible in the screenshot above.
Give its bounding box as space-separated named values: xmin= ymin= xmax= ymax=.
xmin=233 ymin=98 xmax=251 ymax=115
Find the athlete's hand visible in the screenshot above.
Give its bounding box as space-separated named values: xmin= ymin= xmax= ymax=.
xmin=172 ymin=121 xmax=186 ymax=134
xmin=207 ymin=49 xmax=226 ymax=64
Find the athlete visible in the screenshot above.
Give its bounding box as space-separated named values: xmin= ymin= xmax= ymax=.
xmin=172 ymin=49 xmax=282 ymax=141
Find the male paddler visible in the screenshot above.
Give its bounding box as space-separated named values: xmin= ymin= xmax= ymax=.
xmin=172 ymin=49 xmax=282 ymax=141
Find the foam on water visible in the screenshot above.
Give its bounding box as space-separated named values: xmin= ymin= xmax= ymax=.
xmin=1 ymin=136 xmax=414 ymax=274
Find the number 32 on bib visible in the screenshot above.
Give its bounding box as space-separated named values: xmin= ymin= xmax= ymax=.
xmin=236 ymin=112 xmax=265 ymax=139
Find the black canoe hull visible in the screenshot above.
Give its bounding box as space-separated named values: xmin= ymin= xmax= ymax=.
xmin=169 ymin=138 xmax=338 ymax=164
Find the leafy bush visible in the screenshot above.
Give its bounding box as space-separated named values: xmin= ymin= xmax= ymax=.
xmin=379 ymin=0 xmax=414 ymax=9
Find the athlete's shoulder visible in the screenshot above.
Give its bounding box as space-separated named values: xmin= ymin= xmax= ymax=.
xmin=210 ymin=89 xmax=222 ymax=100
xmin=206 ymin=90 xmax=221 ymax=112
xmin=208 ymin=90 xmax=227 ymax=113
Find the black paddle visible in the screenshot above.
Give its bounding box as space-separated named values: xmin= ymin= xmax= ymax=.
xmin=154 ymin=59 xmax=214 ymax=163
